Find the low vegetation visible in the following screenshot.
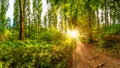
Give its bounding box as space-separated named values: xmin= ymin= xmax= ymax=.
xmin=0 ymin=39 xmax=74 ymax=68
xmin=94 ymin=24 xmax=120 ymax=57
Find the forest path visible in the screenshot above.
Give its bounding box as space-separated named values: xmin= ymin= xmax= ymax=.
xmin=70 ymin=40 xmax=120 ymax=68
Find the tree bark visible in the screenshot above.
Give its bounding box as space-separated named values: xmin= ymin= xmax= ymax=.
xmin=104 ymin=0 xmax=108 ymax=28
xmin=19 ymin=0 xmax=24 ymax=40
xmin=97 ymin=7 xmax=100 ymax=32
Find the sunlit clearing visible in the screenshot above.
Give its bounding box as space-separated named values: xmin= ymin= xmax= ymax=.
xmin=67 ymin=30 xmax=79 ymax=39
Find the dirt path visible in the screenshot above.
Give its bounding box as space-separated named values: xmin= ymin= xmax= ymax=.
xmin=70 ymin=41 xmax=120 ymax=68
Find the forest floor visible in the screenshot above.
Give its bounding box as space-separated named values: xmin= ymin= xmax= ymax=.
xmin=68 ymin=40 xmax=120 ymax=68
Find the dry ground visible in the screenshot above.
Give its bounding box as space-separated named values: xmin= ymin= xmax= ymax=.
xmin=68 ymin=41 xmax=120 ymax=68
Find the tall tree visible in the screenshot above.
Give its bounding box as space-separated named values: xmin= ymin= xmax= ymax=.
xmin=43 ymin=15 xmax=47 ymax=28
xmin=24 ymin=0 xmax=31 ymax=39
xmin=104 ymin=0 xmax=108 ymax=28
xmin=13 ymin=0 xmax=20 ymax=39
xmin=32 ymin=0 xmax=42 ymax=39
xmin=0 ymin=0 xmax=9 ymax=41
xmin=19 ymin=0 xmax=24 ymax=40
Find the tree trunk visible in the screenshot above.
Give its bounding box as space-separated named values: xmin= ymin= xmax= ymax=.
xmin=112 ymin=0 xmax=116 ymax=24
xmin=28 ymin=12 xmax=31 ymax=39
xmin=104 ymin=0 xmax=108 ymax=28
xmin=19 ymin=0 xmax=24 ymax=40
xmin=88 ymin=14 xmax=93 ymax=43
xmin=97 ymin=7 xmax=100 ymax=33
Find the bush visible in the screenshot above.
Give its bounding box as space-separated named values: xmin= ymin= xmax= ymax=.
xmin=0 ymin=40 xmax=73 ymax=68
xmin=97 ymin=24 xmax=120 ymax=49
xmin=39 ymin=28 xmax=64 ymax=43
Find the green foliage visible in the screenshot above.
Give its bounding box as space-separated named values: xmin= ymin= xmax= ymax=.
xmin=0 ymin=0 xmax=9 ymax=41
xmin=104 ymin=24 xmax=120 ymax=36
xmin=98 ymin=39 xmax=113 ymax=49
xmin=0 ymin=39 xmax=74 ymax=68
xmin=98 ymin=24 xmax=120 ymax=49
xmin=39 ymin=28 xmax=64 ymax=43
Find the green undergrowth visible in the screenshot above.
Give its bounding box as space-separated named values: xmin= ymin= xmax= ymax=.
xmin=97 ymin=24 xmax=120 ymax=46
xmin=0 ymin=39 xmax=74 ymax=68
xmin=95 ymin=24 xmax=120 ymax=57
xmin=105 ymin=24 xmax=120 ymax=35
xmin=96 ymin=42 xmax=120 ymax=58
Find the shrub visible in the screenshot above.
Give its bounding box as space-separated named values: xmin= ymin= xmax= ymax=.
xmin=39 ymin=28 xmax=64 ymax=43
xmin=0 ymin=40 xmax=73 ymax=68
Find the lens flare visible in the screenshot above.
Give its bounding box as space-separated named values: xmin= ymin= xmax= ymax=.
xmin=67 ymin=30 xmax=79 ymax=39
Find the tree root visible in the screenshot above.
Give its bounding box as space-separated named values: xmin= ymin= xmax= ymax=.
xmin=89 ymin=55 xmax=99 ymax=60
xmin=94 ymin=63 xmax=105 ymax=68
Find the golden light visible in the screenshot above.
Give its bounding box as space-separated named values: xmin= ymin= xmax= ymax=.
xmin=67 ymin=29 xmax=79 ymax=39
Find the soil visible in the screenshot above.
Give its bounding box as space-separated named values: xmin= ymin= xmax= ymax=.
xmin=68 ymin=40 xmax=120 ymax=68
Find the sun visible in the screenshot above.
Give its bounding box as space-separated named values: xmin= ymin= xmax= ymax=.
xmin=67 ymin=29 xmax=79 ymax=39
